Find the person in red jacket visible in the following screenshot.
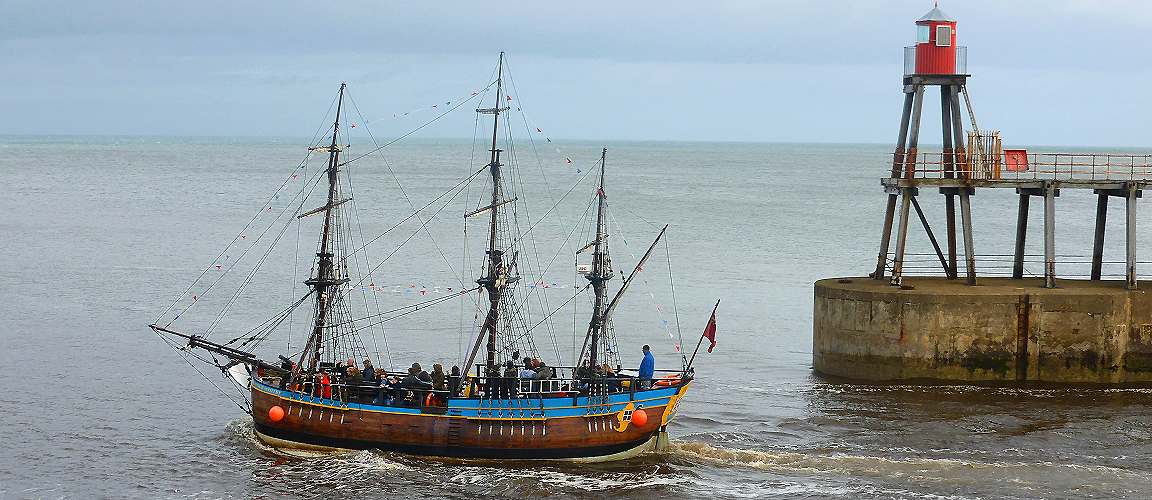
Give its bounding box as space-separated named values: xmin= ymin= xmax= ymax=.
xmin=320 ymin=372 xmax=332 ymax=399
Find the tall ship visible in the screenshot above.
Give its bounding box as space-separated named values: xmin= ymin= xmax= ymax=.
xmin=149 ymin=54 xmax=716 ymax=461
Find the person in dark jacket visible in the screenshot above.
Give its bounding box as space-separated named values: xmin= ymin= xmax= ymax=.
xmin=413 ymin=362 xmax=433 ymax=385
xmin=502 ymin=360 xmax=518 ymax=398
xmin=431 ymin=364 xmax=447 ymax=391
xmin=362 ymin=359 xmax=376 ymax=383
xmin=401 ymin=365 xmax=433 ymax=390
xmin=448 ymin=365 xmax=462 ymax=394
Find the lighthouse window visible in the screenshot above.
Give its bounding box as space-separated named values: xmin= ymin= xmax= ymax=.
xmin=917 ymin=25 xmax=930 ymax=43
xmin=936 ymin=26 xmax=952 ymax=46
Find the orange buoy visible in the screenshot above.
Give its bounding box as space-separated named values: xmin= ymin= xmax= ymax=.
xmin=630 ymin=408 xmax=648 ymax=426
xmin=268 ymin=405 xmax=285 ymax=422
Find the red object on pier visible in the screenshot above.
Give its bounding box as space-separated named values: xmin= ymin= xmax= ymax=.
xmin=914 ymin=5 xmax=958 ymax=74
xmin=1004 ymin=149 xmax=1030 ymax=172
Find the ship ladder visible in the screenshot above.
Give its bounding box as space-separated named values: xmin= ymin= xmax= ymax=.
xmin=447 ymin=417 xmax=463 ymax=448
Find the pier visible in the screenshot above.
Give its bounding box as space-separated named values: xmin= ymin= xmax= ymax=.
xmin=813 ymin=6 xmax=1152 ymax=383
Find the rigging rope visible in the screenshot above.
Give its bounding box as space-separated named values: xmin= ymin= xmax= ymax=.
xmin=338 ymin=80 xmax=497 ymax=168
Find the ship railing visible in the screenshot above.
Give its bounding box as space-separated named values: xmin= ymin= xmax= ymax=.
xmin=892 ymin=151 xmax=1152 ymax=182
xmin=267 ymin=374 xmax=451 ymax=408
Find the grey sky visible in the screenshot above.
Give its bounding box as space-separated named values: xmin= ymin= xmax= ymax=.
xmin=1 ymin=0 xmax=1149 ymax=146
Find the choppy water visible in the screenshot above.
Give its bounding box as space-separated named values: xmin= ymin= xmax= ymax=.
xmin=3 ymin=136 xmax=1152 ymax=499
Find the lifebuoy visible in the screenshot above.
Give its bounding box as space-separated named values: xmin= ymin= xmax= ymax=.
xmin=424 ymin=392 xmax=436 ymax=407
xmin=653 ymin=374 xmax=681 ymax=387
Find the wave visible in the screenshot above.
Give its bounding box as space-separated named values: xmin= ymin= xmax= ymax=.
xmin=667 ymin=440 xmax=1151 ymax=482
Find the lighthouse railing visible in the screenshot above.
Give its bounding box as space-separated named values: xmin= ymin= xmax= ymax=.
xmin=903 ymin=46 xmax=917 ymax=75
xmin=903 ymin=45 xmax=968 ymax=76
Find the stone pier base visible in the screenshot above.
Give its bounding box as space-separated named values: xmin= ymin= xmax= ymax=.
xmin=813 ymin=277 xmax=1152 ymax=383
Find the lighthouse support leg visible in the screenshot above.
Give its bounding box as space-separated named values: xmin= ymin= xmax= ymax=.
xmin=940 ymin=86 xmax=958 ymax=279
xmin=889 ymin=85 xmax=925 ymax=286
xmin=948 ymin=86 xmax=967 ymax=180
xmin=1012 ymin=192 xmax=1029 ymax=279
xmin=1091 ymin=193 xmax=1108 ymax=281
xmin=874 ymin=90 xmax=917 ymax=280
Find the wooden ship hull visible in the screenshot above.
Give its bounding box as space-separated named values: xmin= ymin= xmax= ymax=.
xmin=246 ymin=375 xmax=691 ymax=461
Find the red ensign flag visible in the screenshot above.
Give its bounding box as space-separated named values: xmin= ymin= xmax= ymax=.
xmin=703 ymin=301 xmax=718 ymax=352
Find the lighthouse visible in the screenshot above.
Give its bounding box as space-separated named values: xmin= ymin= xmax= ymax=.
xmin=874 ymin=3 xmax=974 ymax=286
xmin=913 ymin=5 xmax=959 ymax=74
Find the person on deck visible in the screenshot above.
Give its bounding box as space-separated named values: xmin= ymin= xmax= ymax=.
xmin=362 ymin=359 xmax=376 ymax=383
xmin=534 ymin=361 xmax=553 ymax=380
xmin=431 ymin=364 xmax=447 ymax=391
xmin=502 ymin=360 xmax=518 ymax=398
xmin=638 ymin=344 xmax=655 ymax=389
xmin=414 ymin=363 xmax=433 ymax=385
xmin=345 ymin=366 xmax=363 ymax=401
xmin=400 ymin=366 xmax=432 ymax=405
xmin=278 ymin=358 xmax=294 ymax=389
xmin=319 ymin=372 xmax=333 ymax=399
xmin=518 ymin=359 xmax=536 ymax=379
xmin=374 ymin=375 xmax=398 ymax=405
xmin=448 ymin=365 xmax=462 ymax=394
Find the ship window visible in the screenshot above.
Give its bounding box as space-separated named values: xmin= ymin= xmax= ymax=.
xmin=917 ymin=25 xmax=930 ymax=43
xmin=936 ymin=25 xmax=952 ymax=46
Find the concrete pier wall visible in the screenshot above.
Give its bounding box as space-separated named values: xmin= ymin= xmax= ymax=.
xmin=813 ymin=277 xmax=1152 ymax=383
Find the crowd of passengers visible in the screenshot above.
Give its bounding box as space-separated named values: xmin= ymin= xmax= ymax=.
xmin=270 ymin=345 xmax=661 ymax=407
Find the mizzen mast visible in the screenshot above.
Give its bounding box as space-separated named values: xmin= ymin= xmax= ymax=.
xmin=586 ymin=148 xmax=613 ymax=370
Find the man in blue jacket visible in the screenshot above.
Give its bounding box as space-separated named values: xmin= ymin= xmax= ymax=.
xmin=638 ymin=344 xmax=655 ymax=389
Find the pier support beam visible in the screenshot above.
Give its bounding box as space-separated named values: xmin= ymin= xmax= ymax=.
xmin=890 ymin=188 xmax=914 ymax=286
xmin=959 ymin=189 xmax=976 ymax=285
xmin=1127 ymin=184 xmax=1139 ymax=289
xmin=1043 ymin=183 xmax=1058 ymax=289
xmin=1091 ymin=193 xmax=1108 ymax=280
xmin=911 ymin=196 xmax=950 ymax=277
xmin=940 ymin=186 xmax=976 ymax=285
xmin=1012 ymin=192 xmax=1029 ymax=279
xmin=945 ymin=196 xmax=957 ymax=278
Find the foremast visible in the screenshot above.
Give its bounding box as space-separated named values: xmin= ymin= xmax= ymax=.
xmin=297 ymin=83 xmax=350 ymax=376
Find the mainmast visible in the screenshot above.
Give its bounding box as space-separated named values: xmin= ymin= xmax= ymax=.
xmin=465 ymin=52 xmax=516 ymax=376
xmin=300 ymin=83 xmax=348 ymax=374
xmin=586 ymin=148 xmax=612 ymax=369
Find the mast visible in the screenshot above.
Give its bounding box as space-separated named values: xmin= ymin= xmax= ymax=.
xmin=460 ymin=52 xmax=514 ymax=378
xmin=300 ymin=82 xmax=347 ymax=374
xmin=586 ymin=148 xmax=612 ymax=369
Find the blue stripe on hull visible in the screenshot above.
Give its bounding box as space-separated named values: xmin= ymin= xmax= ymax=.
xmin=253 ymin=379 xmax=680 ymax=418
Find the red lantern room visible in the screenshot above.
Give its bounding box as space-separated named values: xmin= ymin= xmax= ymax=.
xmin=913 ymin=5 xmax=960 ymax=75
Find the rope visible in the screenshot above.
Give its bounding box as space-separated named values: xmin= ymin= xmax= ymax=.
xmin=338 ymin=80 xmax=497 ymax=168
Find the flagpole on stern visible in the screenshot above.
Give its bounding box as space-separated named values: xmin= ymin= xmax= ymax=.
xmin=687 ymin=299 xmax=720 ymax=369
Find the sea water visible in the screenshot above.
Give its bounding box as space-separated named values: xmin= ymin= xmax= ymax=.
xmin=1 ymin=136 xmax=1151 ymax=498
